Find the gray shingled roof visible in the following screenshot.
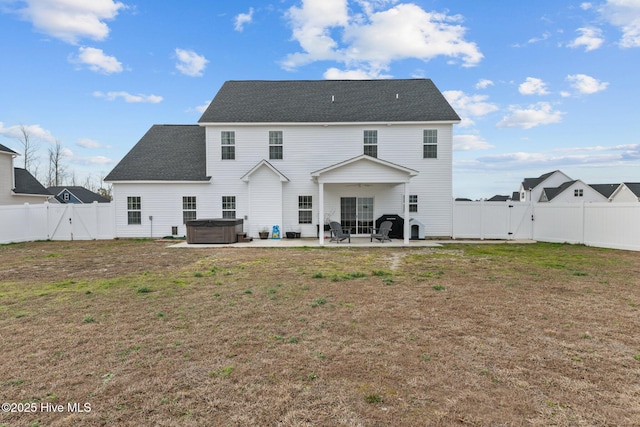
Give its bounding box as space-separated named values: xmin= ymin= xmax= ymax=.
xmin=589 ymin=183 xmax=619 ymax=198
xmin=522 ymin=171 xmax=557 ymax=191
xmin=48 ymin=186 xmax=110 ymax=203
xmin=105 ymin=125 xmax=208 ymax=182
xmin=13 ymin=168 xmax=50 ymax=195
xmin=622 ymin=183 xmax=640 ymax=197
xmin=198 ymin=79 xmax=460 ymax=123
xmin=0 ymin=143 xmax=18 ymax=155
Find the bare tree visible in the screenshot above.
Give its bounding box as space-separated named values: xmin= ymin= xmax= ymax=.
xmin=46 ymin=139 xmax=67 ymax=187
xmin=15 ymin=124 xmax=39 ymax=172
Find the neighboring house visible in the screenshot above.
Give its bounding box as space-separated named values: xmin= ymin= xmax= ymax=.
xmin=487 ymin=195 xmax=511 ymax=202
xmin=0 ymin=143 xmax=51 ymax=205
xmin=538 ymin=179 xmax=610 ymax=203
xmin=105 ymin=79 xmax=461 ymax=243
xmin=609 ymin=183 xmax=640 ymax=202
xmin=518 ymin=170 xmax=573 ymax=203
xmin=48 ymin=186 xmax=110 ymax=204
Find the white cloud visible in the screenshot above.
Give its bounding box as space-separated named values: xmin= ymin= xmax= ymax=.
xmin=459 ymin=143 xmax=640 ymax=171
xmin=443 ymin=90 xmax=499 ymax=128
xmin=188 ymin=100 xmax=211 ymax=114
xmin=518 ymin=77 xmax=549 ymax=95
xmin=496 ymin=102 xmax=564 ymax=129
xmin=475 ymin=79 xmax=494 ymax=90
xmin=234 ymin=7 xmax=254 ymax=32
xmin=453 ymin=134 xmax=494 ymax=151
xmin=76 ymin=138 xmax=102 ymax=148
xmin=0 ymin=121 xmax=57 ymax=143
xmin=323 ymin=66 xmax=391 ymax=79
xmin=599 ymin=0 xmax=640 ymax=47
xmin=72 ymin=46 xmax=122 ymax=74
xmin=282 ymin=0 xmax=482 ymax=74
xmin=11 ymin=0 xmax=125 ymax=44
xmin=93 ymin=91 xmax=163 ymax=103
xmin=580 ymin=3 xmax=593 ymax=10
xmin=175 ymin=48 xmax=208 ymax=77
xmin=567 ymin=27 xmax=604 ymax=51
xmin=73 ymin=155 xmax=114 ymax=165
xmin=566 ymin=73 xmax=609 ymax=94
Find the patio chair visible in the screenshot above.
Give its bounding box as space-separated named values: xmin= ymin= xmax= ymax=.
xmin=371 ymin=221 xmax=392 ymax=243
xmin=329 ymin=221 xmax=351 ymax=243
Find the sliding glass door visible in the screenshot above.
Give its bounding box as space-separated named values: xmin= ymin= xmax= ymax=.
xmin=340 ymin=197 xmax=374 ymax=234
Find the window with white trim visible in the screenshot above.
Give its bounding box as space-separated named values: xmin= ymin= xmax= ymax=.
xmin=222 ymin=196 xmax=236 ymax=218
xmin=182 ymin=196 xmax=197 ymax=223
xmin=409 ymin=195 xmax=418 ymax=212
xmin=423 ymin=129 xmax=437 ymax=159
xmin=221 ymin=131 xmax=235 ymax=160
xmin=574 ymin=189 xmax=583 ymax=197
xmin=127 ymin=196 xmax=141 ymax=225
xmin=269 ymin=131 xmax=283 ymax=160
xmin=363 ymin=130 xmax=378 ymax=158
xmin=298 ymin=196 xmax=312 ymax=224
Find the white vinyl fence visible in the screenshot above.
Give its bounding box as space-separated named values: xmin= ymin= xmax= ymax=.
xmin=2 ymin=201 xmax=639 ymax=251
xmin=0 ymin=202 xmax=115 ymax=244
xmin=453 ymin=200 xmax=640 ymax=252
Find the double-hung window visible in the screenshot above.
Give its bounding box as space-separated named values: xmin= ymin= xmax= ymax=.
xmin=363 ymin=130 xmax=378 ymax=158
xmin=423 ymin=129 xmax=437 ymax=159
xmin=221 ymin=131 xmax=235 ymax=160
xmin=298 ymin=196 xmax=312 ymax=224
xmin=127 ymin=196 xmax=141 ymax=225
xmin=182 ymin=196 xmax=197 ymax=223
xmin=269 ymin=131 xmax=283 ymax=160
xmin=222 ymin=196 xmax=236 ymax=218
xmin=409 ymin=195 xmax=418 ymax=213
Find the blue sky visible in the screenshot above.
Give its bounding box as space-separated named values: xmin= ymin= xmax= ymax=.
xmin=1 ymin=0 xmax=639 ymax=198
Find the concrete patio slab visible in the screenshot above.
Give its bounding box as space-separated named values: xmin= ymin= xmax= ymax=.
xmin=168 ymin=237 xmax=536 ymax=248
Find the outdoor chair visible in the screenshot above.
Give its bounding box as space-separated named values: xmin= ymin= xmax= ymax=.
xmin=329 ymin=221 xmax=351 ymax=243
xmin=371 ymin=220 xmax=392 ymax=243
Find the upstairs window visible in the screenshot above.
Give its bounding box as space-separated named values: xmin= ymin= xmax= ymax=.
xmin=182 ymin=196 xmax=197 ymax=223
xmin=363 ymin=130 xmax=378 ymax=158
xmin=409 ymin=195 xmax=418 ymax=212
xmin=269 ymin=131 xmax=283 ymax=160
xmin=574 ymin=189 xmax=584 ymax=197
xmin=127 ymin=196 xmax=141 ymax=225
xmin=298 ymin=196 xmax=312 ymax=224
xmin=221 ymin=131 xmax=235 ymax=160
xmin=423 ymin=129 xmax=437 ymax=159
xmin=222 ymin=196 xmax=236 ymax=218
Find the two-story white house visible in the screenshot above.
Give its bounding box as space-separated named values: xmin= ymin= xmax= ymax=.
xmin=0 ymin=143 xmax=51 ymax=205
xmin=105 ymin=79 xmax=460 ymax=244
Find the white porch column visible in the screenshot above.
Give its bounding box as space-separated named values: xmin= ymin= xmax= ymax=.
xmin=404 ymin=182 xmax=410 ymax=245
xmin=318 ymin=182 xmax=325 ymax=246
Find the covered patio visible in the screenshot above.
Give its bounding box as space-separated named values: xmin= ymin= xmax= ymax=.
xmin=310 ymin=155 xmax=418 ymax=245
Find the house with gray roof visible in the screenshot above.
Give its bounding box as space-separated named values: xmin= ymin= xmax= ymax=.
xmin=610 ymin=182 xmax=640 ymax=202
xmin=517 ymin=170 xmax=572 ymax=203
xmin=538 ymin=179 xmax=611 ymax=203
xmin=48 ymin=186 xmax=111 ymax=204
xmin=0 ymin=143 xmax=51 ymax=205
xmin=105 ymin=79 xmax=460 ymax=243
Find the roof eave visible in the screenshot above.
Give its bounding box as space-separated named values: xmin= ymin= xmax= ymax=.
xmin=199 ymin=120 xmax=461 ymax=127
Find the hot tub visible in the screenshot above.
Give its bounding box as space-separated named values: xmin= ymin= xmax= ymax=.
xmin=186 ymin=218 xmax=244 ymax=244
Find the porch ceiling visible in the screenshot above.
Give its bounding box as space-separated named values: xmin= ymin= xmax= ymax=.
xmin=311 ymin=154 xmax=418 ymax=184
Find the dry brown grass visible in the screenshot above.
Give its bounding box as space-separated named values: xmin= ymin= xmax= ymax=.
xmin=1 ymin=240 xmax=639 ymax=426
